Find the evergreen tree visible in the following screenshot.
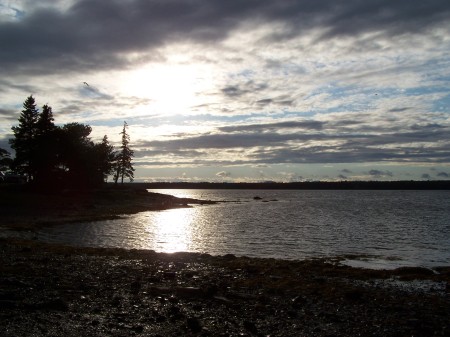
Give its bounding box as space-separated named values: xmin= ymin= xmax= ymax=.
xmin=9 ymin=95 xmax=39 ymax=181
xmin=9 ymin=96 xmax=120 ymax=188
xmin=35 ymin=104 xmax=58 ymax=184
xmin=95 ymin=135 xmax=116 ymax=183
xmin=57 ymin=123 xmax=94 ymax=185
xmin=114 ymin=121 xmax=134 ymax=184
xmin=36 ymin=104 xmax=55 ymax=135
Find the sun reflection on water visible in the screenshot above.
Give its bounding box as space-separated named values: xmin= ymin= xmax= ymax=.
xmin=145 ymin=207 xmax=196 ymax=253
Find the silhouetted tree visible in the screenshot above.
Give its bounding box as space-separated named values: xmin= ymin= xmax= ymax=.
xmin=0 ymin=148 xmax=12 ymax=171
xmin=114 ymin=121 xmax=134 ymax=184
xmin=34 ymin=104 xmax=57 ymax=184
xmin=57 ymin=123 xmax=95 ymax=186
xmin=95 ymin=135 xmax=116 ymax=183
xmin=36 ymin=104 xmax=55 ymax=135
xmin=9 ymin=96 xmax=118 ymax=189
xmin=9 ymin=95 xmax=39 ymax=181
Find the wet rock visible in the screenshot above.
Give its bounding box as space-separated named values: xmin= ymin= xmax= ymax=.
xmin=186 ymin=317 xmax=202 ymax=333
xmin=0 ymin=291 xmax=20 ymax=301
xmin=0 ymin=300 xmax=17 ymax=309
xmin=38 ymin=298 xmax=69 ymax=311
xmin=132 ymin=325 xmax=144 ymax=333
xmin=222 ymin=253 xmax=237 ymax=260
xmin=291 ymin=295 xmax=306 ymax=308
xmin=243 ymin=320 xmax=258 ymax=334
xmin=344 ymin=289 xmax=364 ymax=301
xmin=175 ymin=286 xmax=203 ymax=298
xmin=1 ymin=239 xmax=449 ymax=337
xmin=163 ymin=271 xmax=177 ymax=279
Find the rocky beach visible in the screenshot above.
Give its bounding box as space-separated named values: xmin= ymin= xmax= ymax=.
xmin=1 ymin=186 xmax=449 ymax=336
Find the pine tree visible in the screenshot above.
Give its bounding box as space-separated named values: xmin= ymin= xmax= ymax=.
xmin=34 ymin=104 xmax=57 ymax=184
xmin=36 ymin=104 xmax=55 ymax=135
xmin=9 ymin=95 xmax=39 ymax=181
xmin=96 ymin=135 xmax=116 ymax=183
xmin=114 ymin=121 xmax=134 ymax=184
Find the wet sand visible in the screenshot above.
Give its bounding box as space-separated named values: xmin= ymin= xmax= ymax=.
xmin=1 ymin=186 xmax=449 ymax=336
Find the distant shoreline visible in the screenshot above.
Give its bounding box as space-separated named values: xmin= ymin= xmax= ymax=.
xmin=135 ymin=180 xmax=450 ymax=190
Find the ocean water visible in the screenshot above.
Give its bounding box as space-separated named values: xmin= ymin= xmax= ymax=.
xmin=34 ymin=189 xmax=450 ymax=269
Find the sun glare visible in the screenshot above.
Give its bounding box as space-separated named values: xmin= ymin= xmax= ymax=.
xmin=147 ymin=208 xmax=196 ymax=253
xmin=121 ymin=63 xmax=211 ymax=115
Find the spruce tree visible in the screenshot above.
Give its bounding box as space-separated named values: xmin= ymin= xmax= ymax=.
xmin=34 ymin=104 xmax=57 ymax=184
xmin=36 ymin=104 xmax=55 ymax=135
xmin=9 ymin=95 xmax=39 ymax=181
xmin=114 ymin=121 xmax=134 ymax=184
xmin=96 ymin=135 xmax=116 ymax=183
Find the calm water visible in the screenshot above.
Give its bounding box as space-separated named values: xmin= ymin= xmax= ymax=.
xmin=32 ymin=189 xmax=450 ymax=268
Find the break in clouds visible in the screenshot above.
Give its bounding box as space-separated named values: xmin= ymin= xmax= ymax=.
xmin=0 ymin=0 xmax=450 ymax=181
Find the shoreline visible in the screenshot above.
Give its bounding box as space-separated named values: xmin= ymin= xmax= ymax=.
xmin=2 ymin=185 xmax=448 ymax=270
xmin=1 ymin=238 xmax=449 ymax=336
xmin=0 ymin=185 xmax=216 ymax=231
xmin=1 ymin=186 xmax=449 ymax=335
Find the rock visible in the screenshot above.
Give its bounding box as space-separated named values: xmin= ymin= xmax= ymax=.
xmin=132 ymin=325 xmax=144 ymax=333
xmin=186 ymin=317 xmax=202 ymax=333
xmin=175 ymin=286 xmax=203 ymax=298
xmin=244 ymin=320 xmax=258 ymax=334
xmin=213 ymin=296 xmax=232 ymax=305
xmin=291 ymin=295 xmax=306 ymax=308
xmin=0 ymin=300 xmax=18 ymax=309
xmin=41 ymin=298 xmax=69 ymax=311
xmin=222 ymin=253 xmax=237 ymax=260
xmin=163 ymin=271 xmax=177 ymax=279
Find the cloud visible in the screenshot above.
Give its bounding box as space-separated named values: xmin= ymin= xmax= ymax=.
xmin=79 ymin=83 xmax=113 ymax=100
xmin=2 ymin=0 xmax=449 ymax=77
xmin=437 ymin=172 xmax=449 ymax=178
xmin=221 ymin=82 xmax=268 ymax=99
xmin=0 ymin=108 xmax=17 ymax=121
xmin=1 ymin=1 xmax=450 ymax=181
xmin=368 ymin=169 xmax=393 ymax=177
xmin=219 ymin=120 xmax=325 ymax=133
xmin=388 ymin=107 xmax=411 ymax=112
xmin=216 ymin=171 xmax=231 ymax=178
xmin=134 ymin=111 xmax=450 ymax=165
xmin=421 ymin=173 xmax=431 ymax=180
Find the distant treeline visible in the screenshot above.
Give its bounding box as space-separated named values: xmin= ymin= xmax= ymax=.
xmin=138 ymin=180 xmax=450 ymax=190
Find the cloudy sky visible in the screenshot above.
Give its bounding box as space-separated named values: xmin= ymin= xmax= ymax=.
xmin=1 ymin=0 xmax=449 ymax=182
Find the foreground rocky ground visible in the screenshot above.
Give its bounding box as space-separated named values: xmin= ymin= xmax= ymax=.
xmin=1 ymin=239 xmax=449 ymax=337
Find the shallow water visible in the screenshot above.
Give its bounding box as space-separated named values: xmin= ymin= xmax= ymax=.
xmin=33 ymin=189 xmax=450 ymax=268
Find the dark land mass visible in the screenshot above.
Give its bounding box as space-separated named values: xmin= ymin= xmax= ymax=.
xmin=141 ymin=180 xmax=450 ymax=190
xmin=0 ymin=184 xmax=215 ymax=230
xmin=1 ymin=239 xmax=449 ymax=337
xmin=1 ymin=184 xmax=449 ymax=336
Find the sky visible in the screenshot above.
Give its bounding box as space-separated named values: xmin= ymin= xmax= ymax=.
xmin=0 ymin=0 xmax=449 ymax=183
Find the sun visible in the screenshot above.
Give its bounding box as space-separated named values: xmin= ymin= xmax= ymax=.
xmin=121 ymin=62 xmax=211 ymax=115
